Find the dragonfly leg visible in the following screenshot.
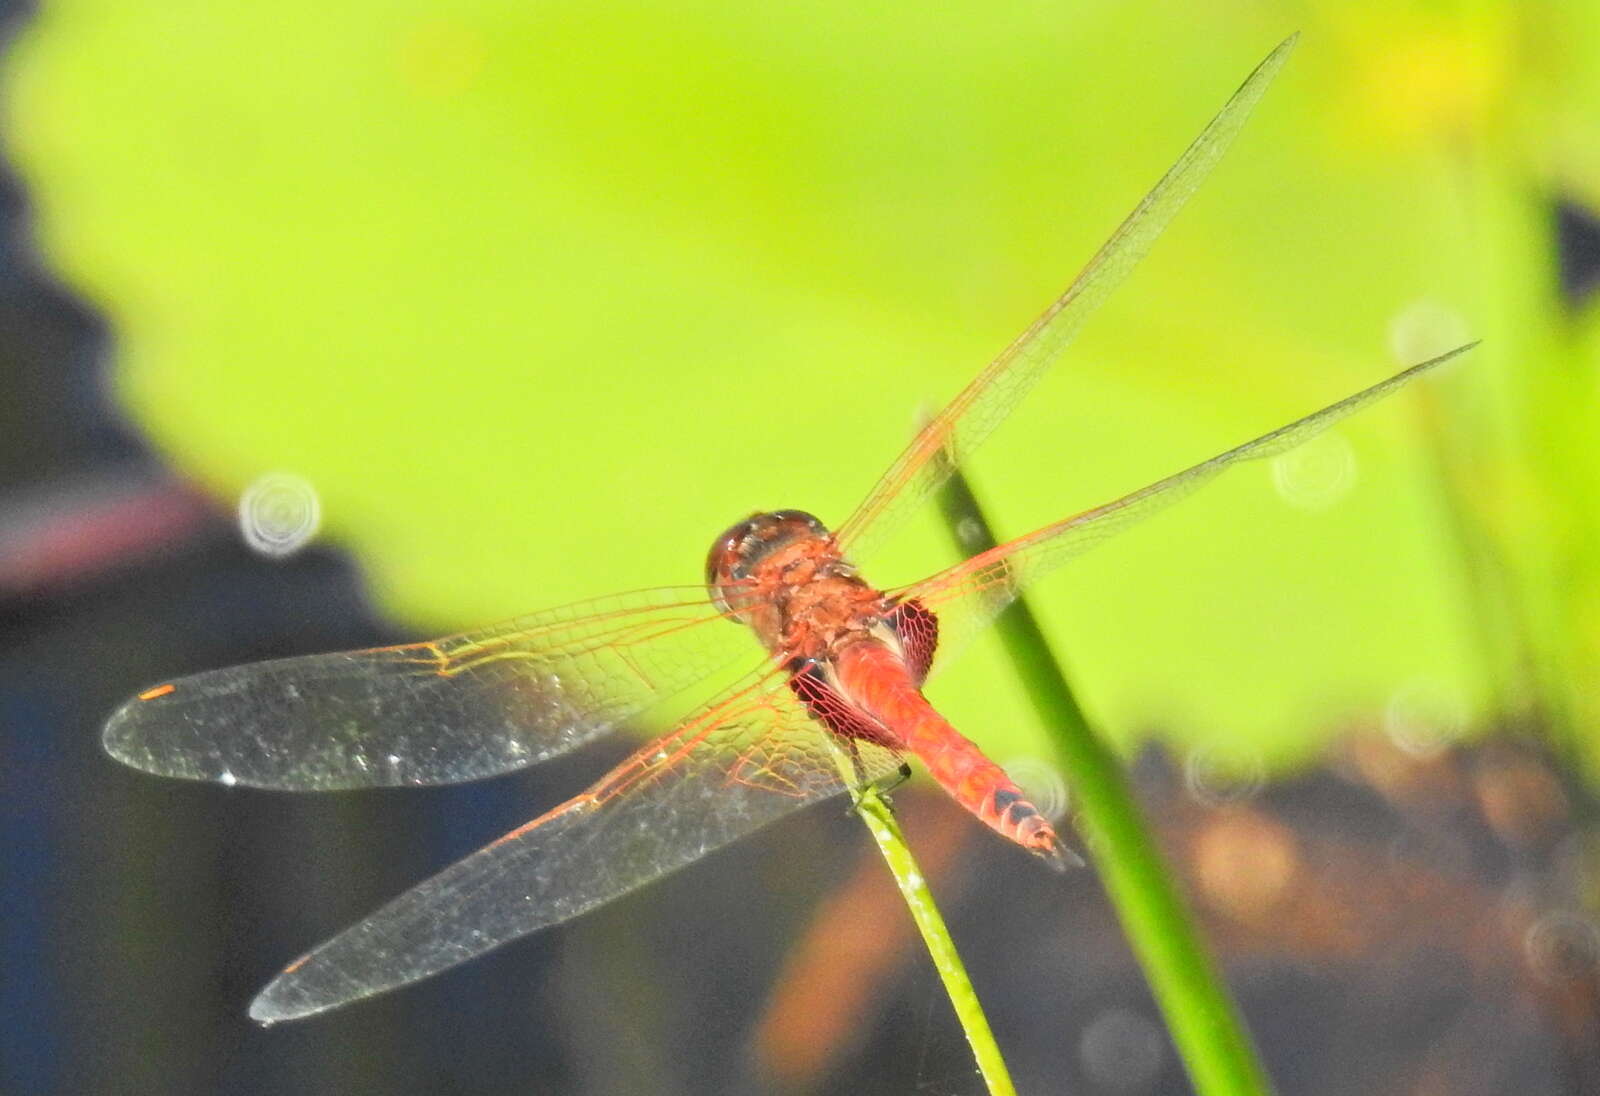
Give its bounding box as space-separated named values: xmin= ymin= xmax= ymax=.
xmin=841 ymin=753 xmax=913 ymax=818
xmin=838 ymin=739 xmax=869 ymax=816
xmin=873 ymin=762 xmax=914 ymax=798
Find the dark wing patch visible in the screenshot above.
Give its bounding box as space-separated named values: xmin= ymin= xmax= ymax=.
xmin=786 ymin=662 xmax=901 ymax=749
xmin=888 ymin=599 xmax=939 ymax=686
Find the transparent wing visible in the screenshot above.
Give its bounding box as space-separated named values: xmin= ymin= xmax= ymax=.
xmin=900 ymin=344 xmax=1475 ymax=675
xmin=248 ymin=670 xmax=903 ymax=1022
xmin=104 ymin=586 xmax=765 ymax=790
xmin=832 ymin=36 xmax=1297 ymax=562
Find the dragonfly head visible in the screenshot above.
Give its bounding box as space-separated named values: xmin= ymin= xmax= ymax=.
xmin=705 ymin=509 xmax=831 ymax=616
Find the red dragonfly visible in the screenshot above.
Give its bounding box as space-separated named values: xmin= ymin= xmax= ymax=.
xmin=104 ymin=36 xmax=1471 ymax=1023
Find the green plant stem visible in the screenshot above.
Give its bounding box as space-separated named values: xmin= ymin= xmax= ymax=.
xmin=935 ymin=463 xmax=1274 ymax=1096
xmin=827 ymin=744 xmax=1019 ymax=1096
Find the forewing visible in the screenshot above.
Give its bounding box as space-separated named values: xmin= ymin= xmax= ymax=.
xmin=248 ymin=670 xmax=903 ymax=1022
xmin=105 ymin=587 xmax=762 ymax=790
xmin=832 ymin=36 xmax=1296 ymax=563
xmin=901 ymin=344 xmax=1475 ymax=676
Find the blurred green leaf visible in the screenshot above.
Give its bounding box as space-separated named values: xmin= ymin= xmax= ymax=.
xmin=10 ymin=1 xmax=1595 ymax=763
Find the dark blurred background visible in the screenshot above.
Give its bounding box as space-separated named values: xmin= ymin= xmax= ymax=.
xmin=3 ymin=3 xmax=1600 ymax=1094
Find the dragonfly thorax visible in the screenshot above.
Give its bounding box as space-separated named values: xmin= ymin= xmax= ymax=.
xmin=705 ymin=509 xmax=885 ymax=660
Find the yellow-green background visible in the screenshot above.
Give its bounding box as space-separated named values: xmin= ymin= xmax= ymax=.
xmin=7 ymin=1 xmax=1599 ymax=769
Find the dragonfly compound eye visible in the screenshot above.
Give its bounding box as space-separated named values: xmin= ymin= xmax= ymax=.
xmin=706 ymin=516 xmax=755 ymax=584
xmin=703 ymin=510 xmax=832 ymax=617
xmin=705 ymin=514 xmax=762 ymax=616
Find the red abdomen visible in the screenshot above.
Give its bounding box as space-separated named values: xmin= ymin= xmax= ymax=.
xmin=832 ymin=640 xmax=1074 ymax=869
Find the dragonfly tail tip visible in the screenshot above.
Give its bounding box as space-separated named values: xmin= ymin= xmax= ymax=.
xmin=1042 ymin=838 xmax=1086 ymax=873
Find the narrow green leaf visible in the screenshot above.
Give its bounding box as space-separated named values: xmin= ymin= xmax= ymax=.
xmin=933 ymin=461 xmax=1274 ymax=1096
xmin=825 ymin=744 xmax=1020 ymax=1096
